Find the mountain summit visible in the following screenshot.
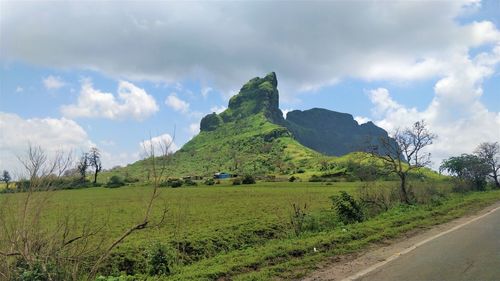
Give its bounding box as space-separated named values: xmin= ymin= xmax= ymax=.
xmin=201 ymin=72 xmax=284 ymax=132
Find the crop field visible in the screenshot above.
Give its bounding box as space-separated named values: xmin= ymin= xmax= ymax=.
xmin=1 ymin=181 xmax=500 ymax=280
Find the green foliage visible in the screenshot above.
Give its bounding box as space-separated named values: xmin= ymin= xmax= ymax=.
xmin=232 ymin=178 xmax=241 ymax=185
xmin=241 ymin=175 xmax=256 ymax=184
xmin=147 ymin=242 xmax=176 ymax=276
xmin=200 ymin=113 xmax=223 ymax=132
xmin=164 ymin=178 xmax=183 ymax=188
xmin=106 ymin=175 xmax=125 ymax=188
xmin=440 ymin=154 xmax=490 ymax=191
xmin=203 ymin=178 xmax=215 ymax=185
xmin=289 ymin=176 xmax=297 ymax=182
xmin=330 ymin=191 xmax=364 ymax=224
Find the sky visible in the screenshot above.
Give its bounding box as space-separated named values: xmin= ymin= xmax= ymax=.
xmin=1 ymin=0 xmax=499 ymax=175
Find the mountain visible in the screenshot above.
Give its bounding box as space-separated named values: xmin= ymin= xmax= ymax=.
xmin=285 ymin=108 xmax=395 ymax=156
xmin=118 ymin=72 xmax=397 ymax=178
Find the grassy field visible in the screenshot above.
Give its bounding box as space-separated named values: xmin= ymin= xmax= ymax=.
xmin=1 ymin=180 xmax=499 ymax=280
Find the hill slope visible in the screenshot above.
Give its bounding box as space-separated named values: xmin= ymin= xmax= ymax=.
xmin=118 ymin=72 xmax=401 ymax=178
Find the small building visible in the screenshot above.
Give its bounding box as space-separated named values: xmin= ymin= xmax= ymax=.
xmin=214 ymin=172 xmax=231 ymax=179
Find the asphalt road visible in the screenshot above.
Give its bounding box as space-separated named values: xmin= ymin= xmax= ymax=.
xmin=357 ymin=207 xmax=500 ymax=281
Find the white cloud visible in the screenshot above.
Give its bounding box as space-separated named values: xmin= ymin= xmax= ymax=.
xmin=139 ymin=134 xmax=178 ymax=157
xmin=281 ymin=108 xmax=292 ymax=118
xmin=61 ymin=79 xmax=159 ymax=120
xmin=165 ymin=94 xmax=190 ymax=113
xmin=43 ymin=75 xmax=65 ymax=90
xmin=354 ymin=116 xmax=370 ymax=125
xmin=201 ymin=87 xmax=213 ymax=98
xmin=0 ymin=112 xmax=94 ymax=174
xmin=368 ymin=45 xmax=500 ymax=168
xmin=210 ymin=105 xmax=226 ymax=114
xmin=15 ymin=86 xmax=23 ymax=93
xmin=2 ymin=1 xmax=499 ymax=96
xmin=188 ymin=123 xmax=200 ymax=136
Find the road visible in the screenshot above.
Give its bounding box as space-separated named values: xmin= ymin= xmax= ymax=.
xmin=356 ymin=206 xmax=500 ymax=281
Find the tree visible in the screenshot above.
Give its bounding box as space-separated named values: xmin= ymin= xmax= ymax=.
xmin=369 ymin=120 xmax=436 ymax=204
xmin=1 ymin=170 xmax=11 ymax=189
xmin=440 ymin=154 xmax=490 ymax=191
xmin=88 ymin=147 xmax=102 ymax=184
xmin=474 ymin=142 xmax=500 ymax=188
xmin=77 ymin=152 xmax=89 ymax=181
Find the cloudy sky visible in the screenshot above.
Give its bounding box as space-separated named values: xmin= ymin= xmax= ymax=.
xmin=1 ymin=0 xmax=499 ymax=174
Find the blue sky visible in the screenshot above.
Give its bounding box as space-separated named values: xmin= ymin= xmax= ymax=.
xmin=1 ymin=0 xmax=499 ymax=172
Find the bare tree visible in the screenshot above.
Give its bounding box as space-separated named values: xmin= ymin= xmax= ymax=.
xmin=87 ymin=134 xmax=173 ymax=279
xmin=475 ymin=142 xmax=500 ymax=188
xmin=88 ymin=147 xmax=102 ymax=184
xmin=0 ymin=138 xmax=172 ymax=280
xmin=369 ymin=120 xmax=436 ymax=204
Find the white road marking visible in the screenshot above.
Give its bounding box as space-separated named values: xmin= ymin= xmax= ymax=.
xmin=340 ymin=205 xmax=500 ymax=281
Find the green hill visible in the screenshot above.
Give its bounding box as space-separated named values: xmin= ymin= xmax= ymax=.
xmin=112 ymin=72 xmax=439 ymax=180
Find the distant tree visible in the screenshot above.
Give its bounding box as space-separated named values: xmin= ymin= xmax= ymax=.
xmin=369 ymin=120 xmax=436 ymax=204
xmin=77 ymin=152 xmax=89 ymax=181
xmin=88 ymin=147 xmax=102 ymax=184
xmin=1 ymin=170 xmax=11 ymax=189
xmin=440 ymin=154 xmax=490 ymax=191
xmin=474 ymin=142 xmax=500 ymax=188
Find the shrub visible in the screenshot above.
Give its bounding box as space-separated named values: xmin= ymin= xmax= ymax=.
xmin=290 ymin=203 xmax=307 ymax=236
xmin=106 ymin=175 xmax=125 ymax=188
xmin=232 ymin=178 xmax=241 ymax=185
xmin=330 ymin=191 xmax=364 ymax=224
xmin=357 ymin=183 xmax=399 ymax=217
xmin=242 ymin=175 xmax=256 ymax=184
xmin=183 ymin=178 xmax=198 ymax=186
xmin=147 ymin=242 xmax=176 ymax=276
xmin=296 ymin=168 xmax=306 ymax=174
xmin=289 ymin=176 xmax=297 ymax=182
xmin=167 ymin=178 xmax=183 ymax=188
xmin=204 ymin=178 xmax=215 ymax=186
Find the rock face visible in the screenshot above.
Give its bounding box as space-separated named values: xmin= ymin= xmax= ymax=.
xmin=199 ymin=72 xmax=396 ymax=157
xmin=200 ymin=72 xmax=284 ymax=132
xmin=285 ymin=108 xmax=394 ymax=156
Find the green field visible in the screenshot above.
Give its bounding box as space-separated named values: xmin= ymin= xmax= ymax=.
xmin=2 ymin=180 xmax=500 ymax=280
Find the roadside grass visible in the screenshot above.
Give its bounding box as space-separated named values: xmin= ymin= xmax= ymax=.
xmin=2 ymin=181 xmax=498 ymax=280
xmin=160 ymin=190 xmax=500 ymax=281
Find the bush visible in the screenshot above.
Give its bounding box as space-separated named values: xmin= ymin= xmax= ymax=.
xmin=296 ymin=168 xmax=306 ymax=174
xmin=289 ymin=176 xmax=297 ymax=182
xmin=106 ymin=175 xmax=125 ymax=188
xmin=357 ymin=183 xmax=399 ymax=217
xmin=167 ymin=178 xmax=183 ymax=188
xmin=330 ymin=191 xmax=364 ymax=224
xmin=232 ymin=178 xmax=241 ymax=185
xmin=183 ymin=178 xmax=198 ymax=186
xmin=147 ymin=242 xmax=176 ymax=276
xmin=204 ymin=178 xmax=215 ymax=186
xmin=242 ymin=175 xmax=256 ymax=184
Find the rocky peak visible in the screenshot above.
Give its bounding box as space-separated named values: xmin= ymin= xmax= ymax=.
xmin=200 ymin=72 xmax=284 ymax=131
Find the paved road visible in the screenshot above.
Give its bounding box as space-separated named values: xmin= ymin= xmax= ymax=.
xmin=357 ymin=207 xmax=500 ymax=281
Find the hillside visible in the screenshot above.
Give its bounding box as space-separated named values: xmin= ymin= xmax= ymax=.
xmin=118 ymin=72 xmax=402 ymax=178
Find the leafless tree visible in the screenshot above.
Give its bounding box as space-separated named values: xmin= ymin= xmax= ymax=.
xmin=0 ymin=138 xmax=172 ymax=280
xmin=88 ymin=147 xmax=102 ymax=184
xmin=369 ymin=120 xmax=436 ymax=204
xmin=87 ymin=134 xmax=173 ymax=279
xmin=475 ymin=142 xmax=500 ymax=188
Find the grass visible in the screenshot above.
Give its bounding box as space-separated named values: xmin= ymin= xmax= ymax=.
xmin=2 ymin=180 xmax=499 ymax=280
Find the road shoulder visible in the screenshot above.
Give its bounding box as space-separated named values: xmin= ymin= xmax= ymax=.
xmin=301 ymin=201 xmax=500 ymax=281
